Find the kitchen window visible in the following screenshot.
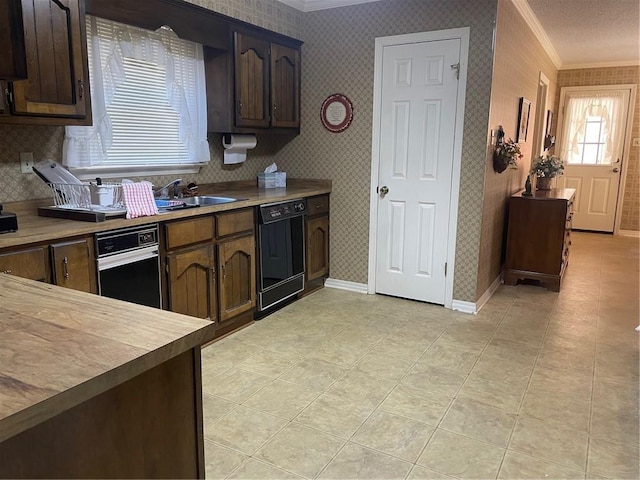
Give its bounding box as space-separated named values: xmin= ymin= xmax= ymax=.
xmin=63 ymin=16 xmax=210 ymax=178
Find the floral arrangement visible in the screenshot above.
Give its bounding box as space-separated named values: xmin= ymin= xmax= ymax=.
xmin=531 ymin=154 xmax=564 ymax=178
xmin=493 ymin=137 xmax=522 ymax=173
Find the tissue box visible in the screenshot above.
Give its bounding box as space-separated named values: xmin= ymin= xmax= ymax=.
xmin=258 ymin=172 xmax=286 ymax=188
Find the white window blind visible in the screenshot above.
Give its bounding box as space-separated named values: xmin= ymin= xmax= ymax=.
xmin=63 ymin=16 xmax=210 ymax=176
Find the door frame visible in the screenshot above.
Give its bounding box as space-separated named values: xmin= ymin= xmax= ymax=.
xmin=532 ymin=71 xmax=551 ymax=155
xmin=367 ymin=28 xmax=470 ymax=308
xmin=556 ymin=84 xmax=637 ymax=234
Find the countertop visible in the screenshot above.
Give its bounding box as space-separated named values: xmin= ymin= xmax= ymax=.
xmin=0 ymin=179 xmax=331 ymax=249
xmin=0 ymin=273 xmax=217 ymax=443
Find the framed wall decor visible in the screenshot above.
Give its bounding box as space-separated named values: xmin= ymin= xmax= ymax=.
xmin=516 ymin=97 xmax=531 ymax=142
xmin=320 ymin=93 xmax=353 ymax=133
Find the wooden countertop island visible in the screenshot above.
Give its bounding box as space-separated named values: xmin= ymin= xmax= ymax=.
xmin=0 ymin=274 xmax=216 ymax=478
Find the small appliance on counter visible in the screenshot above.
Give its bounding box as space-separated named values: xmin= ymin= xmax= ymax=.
xmin=0 ymin=204 xmax=18 ymax=233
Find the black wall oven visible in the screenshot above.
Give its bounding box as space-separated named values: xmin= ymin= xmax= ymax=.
xmin=95 ymin=224 xmax=162 ymax=309
xmin=257 ymin=199 xmax=307 ymax=313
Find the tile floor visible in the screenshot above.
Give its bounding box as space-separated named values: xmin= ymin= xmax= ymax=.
xmin=201 ymin=232 xmax=639 ymax=479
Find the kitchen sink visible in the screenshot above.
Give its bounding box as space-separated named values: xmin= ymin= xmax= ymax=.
xmin=181 ymin=196 xmax=241 ymax=206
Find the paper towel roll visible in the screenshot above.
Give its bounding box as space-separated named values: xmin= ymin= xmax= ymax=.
xmin=222 ymin=134 xmax=257 ymax=164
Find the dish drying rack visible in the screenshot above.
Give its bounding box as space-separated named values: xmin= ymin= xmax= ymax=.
xmin=48 ymin=182 xmax=125 ymax=212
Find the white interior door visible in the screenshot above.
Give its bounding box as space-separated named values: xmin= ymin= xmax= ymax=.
xmin=557 ymin=87 xmax=631 ymax=232
xmin=374 ymin=37 xmax=461 ymax=304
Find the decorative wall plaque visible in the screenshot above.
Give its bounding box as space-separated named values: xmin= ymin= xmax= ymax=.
xmin=320 ymin=94 xmax=353 ymax=133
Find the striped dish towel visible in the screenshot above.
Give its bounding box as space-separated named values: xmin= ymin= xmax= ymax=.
xmin=121 ymin=181 xmax=159 ymax=219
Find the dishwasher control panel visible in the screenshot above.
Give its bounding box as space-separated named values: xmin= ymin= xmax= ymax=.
xmin=259 ymin=199 xmax=307 ymax=224
xmin=96 ymin=224 xmax=159 ymax=257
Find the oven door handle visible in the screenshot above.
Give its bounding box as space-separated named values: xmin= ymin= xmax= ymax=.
xmin=97 ymin=245 xmax=159 ymax=271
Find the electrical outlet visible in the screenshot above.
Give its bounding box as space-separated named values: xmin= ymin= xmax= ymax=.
xmin=20 ymin=152 xmax=34 ymax=174
xmin=632 ymin=138 xmax=640 ymax=147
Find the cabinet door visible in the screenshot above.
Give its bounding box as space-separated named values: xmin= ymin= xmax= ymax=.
xmin=0 ymin=81 xmax=10 ymax=116
xmin=167 ymin=244 xmax=217 ymax=323
xmin=0 ymin=0 xmax=27 ymax=80
xmin=217 ymin=234 xmax=256 ymax=323
xmin=234 ymin=31 xmax=269 ymax=128
xmin=50 ymin=238 xmax=96 ymax=293
xmin=0 ymin=246 xmax=48 ymax=281
xmin=11 ymin=0 xmax=90 ymax=118
xmin=270 ymin=42 xmax=300 ymax=128
xmin=306 ymin=215 xmax=329 ymax=281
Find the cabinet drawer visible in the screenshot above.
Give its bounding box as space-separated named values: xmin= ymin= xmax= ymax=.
xmin=0 ymin=247 xmax=48 ymax=281
xmin=165 ymin=216 xmax=215 ymax=250
xmin=307 ymin=195 xmax=329 ymax=215
xmin=216 ymin=209 xmax=254 ymax=238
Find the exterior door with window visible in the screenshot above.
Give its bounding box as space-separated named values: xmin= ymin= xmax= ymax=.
xmin=557 ymin=87 xmax=632 ymax=232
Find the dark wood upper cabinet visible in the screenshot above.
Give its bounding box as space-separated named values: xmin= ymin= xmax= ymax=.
xmin=0 ymin=0 xmax=27 ymax=80
xmin=12 ymin=0 xmax=90 ymax=119
xmin=271 ymin=42 xmax=300 ymax=128
xmin=207 ymin=28 xmax=301 ymax=134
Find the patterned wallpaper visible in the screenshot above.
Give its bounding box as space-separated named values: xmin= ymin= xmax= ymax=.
xmin=476 ymin=0 xmax=558 ymax=298
xmin=555 ymin=66 xmax=640 ymax=232
xmin=274 ymin=0 xmax=498 ymax=302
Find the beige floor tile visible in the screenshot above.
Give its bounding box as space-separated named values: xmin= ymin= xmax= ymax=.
xmin=472 ymin=354 xmax=535 ymax=379
xmin=354 ymin=349 xmax=417 ymax=381
xmin=440 ymin=396 xmax=516 ymax=447
xmin=203 ymin=440 xmax=247 ymax=479
xmin=243 ymin=379 xmax=320 ymax=420
xmin=351 ymin=410 xmax=435 ymax=462
xmin=226 ymin=458 xmax=303 ymax=479
xmin=417 ymin=429 xmax=505 ymax=479
xmin=202 ymin=367 xmax=274 ymax=403
xmin=279 ymin=358 xmax=347 ymax=391
xmin=202 ymin=393 xmax=238 ymax=438
xmin=201 ymin=338 xmax=259 ymax=374
xmin=413 ymin=341 xmax=481 ymax=373
xmin=588 ymin=436 xmax=640 ymax=479
xmin=378 ymin=384 xmax=451 ymax=425
xmin=592 ymin=377 xmax=640 ymax=412
xmin=407 ymin=465 xmax=456 ymax=479
xmin=207 ymin=405 xmax=287 ymax=455
xmin=254 ymin=423 xmax=345 ymax=479
xmin=367 ymin=330 xmax=433 ymax=361
xmin=303 ymin=339 xmax=373 ymax=368
xmin=498 ymin=450 xmax=585 ymax=479
xmin=324 ymin=369 xmax=397 ymax=408
xmin=294 ymin=392 xmax=374 ymax=439
xmin=519 ymin=392 xmax=591 ymax=432
xmin=317 ymin=442 xmax=413 ymax=479
xmin=401 ymin=365 xmax=468 ymax=398
xmin=457 ymin=370 xmax=529 ymax=414
xmin=590 ymin=404 xmax=640 ymax=446
xmin=527 ymin=364 xmax=593 ymax=399
xmin=235 ymin=350 xmax=299 ymax=378
xmin=509 ymin=415 xmax=588 ymax=471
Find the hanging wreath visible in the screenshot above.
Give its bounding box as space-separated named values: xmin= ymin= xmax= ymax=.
xmin=493 ymin=125 xmax=522 ymax=173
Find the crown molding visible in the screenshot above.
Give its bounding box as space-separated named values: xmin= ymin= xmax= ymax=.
xmin=276 ymin=0 xmax=381 ymax=12
xmin=560 ymin=60 xmax=640 ymax=70
xmin=510 ymin=0 xmax=562 ymax=69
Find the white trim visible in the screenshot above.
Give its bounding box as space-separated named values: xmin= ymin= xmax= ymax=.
xmin=70 ymin=163 xmax=203 ymax=181
xmin=557 ymin=84 xmax=637 ymax=235
xmin=510 ymin=0 xmax=562 ymax=69
xmin=532 ymin=71 xmax=551 ymax=156
xmin=561 ymin=60 xmax=640 ymax=70
xmin=619 ymin=230 xmax=640 ymax=238
xmin=451 ymin=300 xmax=477 ymax=314
xmin=475 ymin=274 xmax=502 ymax=312
xmin=276 ymin=0 xmax=381 ymax=12
xmin=367 ymin=28 xmax=469 ymax=310
xmin=325 ymin=278 xmax=369 ymax=294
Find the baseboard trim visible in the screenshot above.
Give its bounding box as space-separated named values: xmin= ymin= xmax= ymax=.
xmin=619 ymin=230 xmax=640 ymax=238
xmin=451 ymin=274 xmax=502 ymax=314
xmin=325 ymin=278 xmax=369 ymax=294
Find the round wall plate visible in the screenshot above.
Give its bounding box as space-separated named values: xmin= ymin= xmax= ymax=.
xmin=320 ymin=94 xmax=353 ymax=133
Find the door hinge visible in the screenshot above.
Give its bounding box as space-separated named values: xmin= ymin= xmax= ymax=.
xmin=444 ymin=262 xmax=448 ymax=276
xmin=450 ymin=63 xmax=460 ymax=80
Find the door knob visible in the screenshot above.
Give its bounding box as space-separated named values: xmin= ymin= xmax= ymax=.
xmin=379 ymin=186 xmax=389 ymax=195
xmin=612 ymin=167 xmax=620 ymax=173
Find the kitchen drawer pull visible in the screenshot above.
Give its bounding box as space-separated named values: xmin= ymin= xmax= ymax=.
xmin=63 ymin=256 xmax=70 ymax=280
xmin=78 ymin=80 xmax=84 ymax=100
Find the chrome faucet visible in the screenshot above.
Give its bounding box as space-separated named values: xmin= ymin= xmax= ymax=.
xmin=154 ymin=178 xmax=182 ymax=199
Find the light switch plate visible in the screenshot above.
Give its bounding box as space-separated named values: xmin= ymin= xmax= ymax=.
xmin=20 ymin=152 xmax=34 ymax=174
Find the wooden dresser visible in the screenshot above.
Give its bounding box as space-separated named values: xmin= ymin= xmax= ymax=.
xmin=504 ymin=188 xmax=575 ymax=292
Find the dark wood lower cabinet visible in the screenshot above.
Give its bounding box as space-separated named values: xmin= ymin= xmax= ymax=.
xmin=306 ymin=215 xmax=329 ymax=281
xmin=0 ymin=246 xmax=48 ymax=281
xmin=218 ymin=234 xmax=256 ymax=324
xmin=0 ymin=349 xmax=205 ymax=479
xmin=50 ymin=238 xmax=96 ymax=293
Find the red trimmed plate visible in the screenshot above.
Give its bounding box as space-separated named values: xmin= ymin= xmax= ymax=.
xmin=320 ymin=94 xmax=353 ymax=133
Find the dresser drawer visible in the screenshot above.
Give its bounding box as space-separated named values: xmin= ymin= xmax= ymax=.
xmin=307 ymin=195 xmax=329 ymax=215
